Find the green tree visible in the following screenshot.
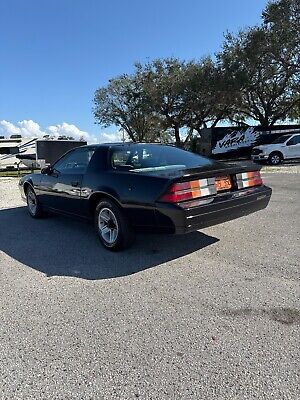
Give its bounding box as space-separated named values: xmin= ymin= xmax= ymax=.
xmin=219 ymin=0 xmax=300 ymax=127
xmin=263 ymin=0 xmax=300 ymax=121
xmin=94 ymin=0 xmax=300 ymax=143
xmin=136 ymin=58 xmax=189 ymax=147
xmin=94 ymin=74 xmax=159 ymax=142
xmin=183 ymin=58 xmax=241 ymax=138
xmin=263 ymin=0 xmax=300 ymax=68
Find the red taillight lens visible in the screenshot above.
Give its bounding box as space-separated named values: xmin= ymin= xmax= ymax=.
xmin=248 ymin=171 xmax=263 ymax=186
xmin=236 ymin=170 xmax=263 ymax=189
xmin=159 ymin=179 xmax=215 ymax=203
xmin=159 ymin=183 xmax=199 ymax=202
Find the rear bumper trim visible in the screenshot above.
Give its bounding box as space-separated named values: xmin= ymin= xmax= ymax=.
xmin=155 ymin=185 xmax=272 ymax=234
xmin=186 ymin=192 xmax=267 ymax=220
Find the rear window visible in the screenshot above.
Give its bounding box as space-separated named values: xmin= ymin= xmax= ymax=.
xmin=110 ymin=144 xmax=214 ymax=172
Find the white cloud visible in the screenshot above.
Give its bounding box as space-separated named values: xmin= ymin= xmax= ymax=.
xmin=19 ymin=120 xmax=45 ymax=137
xmin=0 ymin=119 xmax=98 ymax=144
xmin=0 ymin=120 xmax=21 ymax=136
xmin=46 ymin=122 xmax=98 ymax=143
xmin=99 ymin=131 xmax=124 ymax=143
xmin=0 ymin=119 xmax=126 ymax=145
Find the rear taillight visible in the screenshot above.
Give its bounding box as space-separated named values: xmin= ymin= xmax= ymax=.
xmin=236 ymin=171 xmax=263 ymax=189
xmin=159 ymin=170 xmax=263 ymax=204
xmin=159 ymin=178 xmax=216 ymax=203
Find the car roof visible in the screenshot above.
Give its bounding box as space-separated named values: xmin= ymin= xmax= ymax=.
xmin=83 ymin=142 xmax=174 ymax=149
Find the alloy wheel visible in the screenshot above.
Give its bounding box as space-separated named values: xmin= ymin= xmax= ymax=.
xmin=27 ymin=188 xmax=37 ymax=215
xmin=98 ymin=208 xmax=119 ymax=245
xmin=271 ymin=154 xmax=281 ymax=165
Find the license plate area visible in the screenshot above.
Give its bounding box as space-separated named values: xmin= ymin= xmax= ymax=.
xmin=215 ymin=175 xmax=232 ymax=192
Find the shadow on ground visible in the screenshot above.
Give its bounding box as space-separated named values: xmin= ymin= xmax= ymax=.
xmin=223 ymin=307 xmax=300 ymax=326
xmin=0 ymin=207 xmax=219 ymax=280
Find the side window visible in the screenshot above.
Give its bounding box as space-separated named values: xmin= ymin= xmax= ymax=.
xmin=286 ymin=135 xmax=300 ymax=146
xmin=54 ymin=148 xmax=95 ymax=174
xmin=111 ymin=148 xmax=159 ymax=169
xmin=294 ymin=135 xmax=300 ymax=145
xmin=111 ymin=150 xmax=132 ymax=168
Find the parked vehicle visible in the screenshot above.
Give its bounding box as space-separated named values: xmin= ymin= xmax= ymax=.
xmin=0 ymin=135 xmax=87 ymax=170
xmin=251 ymin=133 xmax=300 ymax=165
xmin=19 ymin=143 xmax=272 ymax=251
xmin=195 ymin=124 xmax=300 ymax=159
xmin=0 ymin=136 xmax=37 ymax=170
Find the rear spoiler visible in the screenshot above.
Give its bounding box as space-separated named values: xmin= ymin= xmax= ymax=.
xmin=174 ymin=163 xmax=262 ymax=183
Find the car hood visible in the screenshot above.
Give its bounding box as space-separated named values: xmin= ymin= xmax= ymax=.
xmin=253 ymin=144 xmax=279 ymax=151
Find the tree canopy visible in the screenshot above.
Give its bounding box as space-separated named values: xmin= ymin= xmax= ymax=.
xmin=94 ymin=0 xmax=300 ymax=146
xmin=218 ymin=24 xmax=299 ymax=127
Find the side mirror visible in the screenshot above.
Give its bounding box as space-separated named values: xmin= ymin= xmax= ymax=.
xmin=41 ymin=166 xmax=52 ymax=175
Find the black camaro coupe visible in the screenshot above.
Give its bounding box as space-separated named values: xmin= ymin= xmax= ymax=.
xmin=19 ymin=143 xmax=272 ymax=250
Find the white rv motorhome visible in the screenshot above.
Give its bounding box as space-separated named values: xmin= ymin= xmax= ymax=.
xmin=0 ymin=135 xmax=88 ymax=170
xmin=0 ymin=135 xmax=37 ymax=170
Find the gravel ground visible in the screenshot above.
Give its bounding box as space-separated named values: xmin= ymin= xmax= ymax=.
xmin=0 ymin=168 xmax=299 ymax=399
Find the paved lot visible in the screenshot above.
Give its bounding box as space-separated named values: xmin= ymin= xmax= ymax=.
xmin=0 ymin=168 xmax=299 ymax=399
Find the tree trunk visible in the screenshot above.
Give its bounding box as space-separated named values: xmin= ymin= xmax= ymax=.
xmin=124 ymin=125 xmax=136 ymax=142
xmin=196 ymin=128 xmax=203 ymax=136
xmin=174 ymin=124 xmax=181 ymax=147
xmin=211 ymin=120 xmax=219 ymax=128
xmin=259 ymin=115 xmax=271 ymax=129
xmin=183 ymin=128 xmax=194 ymax=145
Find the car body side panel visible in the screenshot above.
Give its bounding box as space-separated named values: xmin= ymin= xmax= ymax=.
xmin=38 ymin=172 xmax=84 ymax=215
xmin=76 ymin=147 xmax=171 ymax=226
xmin=81 ymin=169 xmax=170 ymax=226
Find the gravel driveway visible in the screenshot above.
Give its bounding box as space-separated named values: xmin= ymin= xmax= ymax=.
xmin=0 ymin=169 xmax=299 ymax=399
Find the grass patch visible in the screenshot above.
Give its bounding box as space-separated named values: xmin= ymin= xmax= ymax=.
xmin=0 ymin=169 xmax=39 ymax=177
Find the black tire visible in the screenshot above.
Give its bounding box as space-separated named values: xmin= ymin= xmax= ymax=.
xmin=94 ymin=199 xmax=135 ymax=251
xmin=26 ymin=186 xmax=44 ymax=218
xmin=268 ymin=152 xmax=283 ymax=165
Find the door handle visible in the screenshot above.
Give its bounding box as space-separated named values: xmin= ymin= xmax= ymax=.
xmin=71 ymin=181 xmax=79 ymax=187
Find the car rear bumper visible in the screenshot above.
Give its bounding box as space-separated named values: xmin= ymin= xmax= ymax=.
xmin=251 ymin=154 xmax=268 ymax=161
xmin=155 ymin=185 xmax=272 ymax=234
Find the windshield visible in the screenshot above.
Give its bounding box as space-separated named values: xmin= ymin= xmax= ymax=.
xmin=110 ymin=144 xmax=214 ymax=172
xmin=272 ymin=134 xmax=293 ymax=144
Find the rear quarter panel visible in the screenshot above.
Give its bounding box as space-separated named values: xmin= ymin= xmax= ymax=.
xmin=82 ymin=170 xmax=170 ymax=226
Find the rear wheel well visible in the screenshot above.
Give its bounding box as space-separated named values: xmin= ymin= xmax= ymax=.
xmin=268 ymin=151 xmax=283 ymax=164
xmin=88 ymin=193 xmax=120 ymax=216
xmin=269 ymin=151 xmax=283 ymax=158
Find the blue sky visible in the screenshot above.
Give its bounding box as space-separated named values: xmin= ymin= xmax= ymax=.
xmin=0 ymin=0 xmax=267 ymax=141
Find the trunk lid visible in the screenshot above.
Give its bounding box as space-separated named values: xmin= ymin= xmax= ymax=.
xmin=156 ymin=161 xmax=263 ymax=203
xmin=170 ymin=161 xmax=261 ymax=184
xmin=131 ymin=159 xmax=228 ymax=180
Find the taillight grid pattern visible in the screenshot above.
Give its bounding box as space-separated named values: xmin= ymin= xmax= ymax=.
xmin=236 ymin=171 xmax=263 ymax=189
xmin=159 ymin=178 xmax=216 ymax=203
xmin=160 ymin=170 xmax=263 ymax=203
